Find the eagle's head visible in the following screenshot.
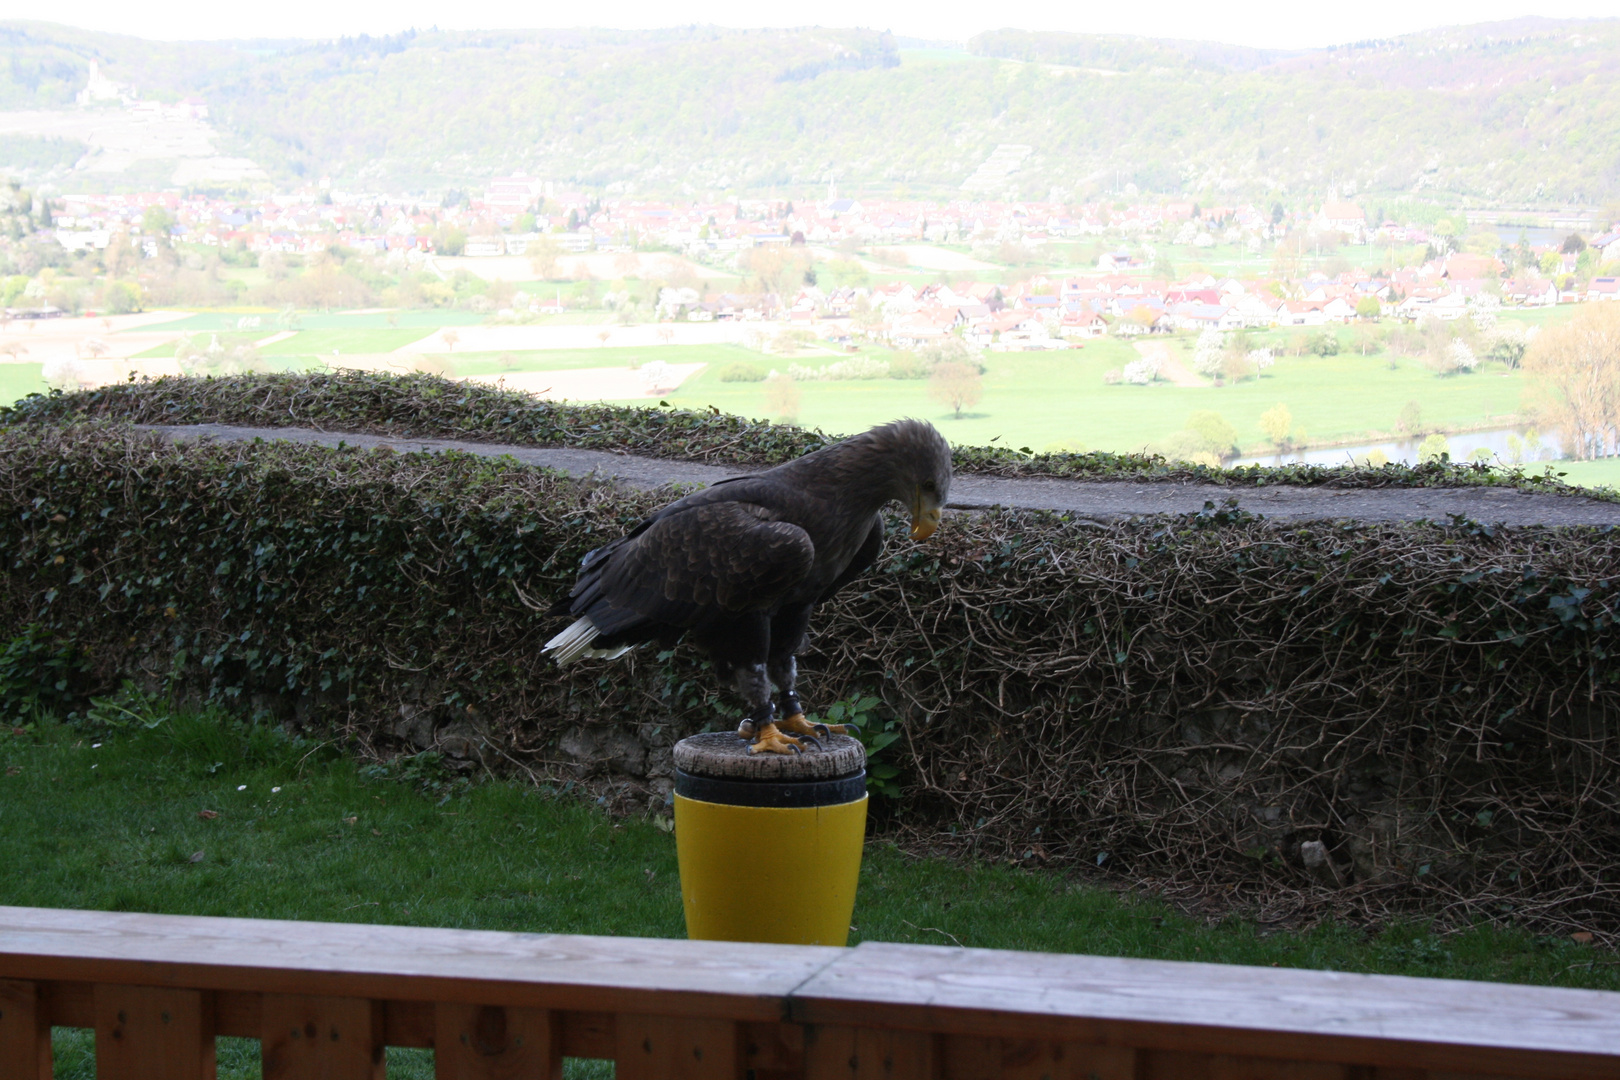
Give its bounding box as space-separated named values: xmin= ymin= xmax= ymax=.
xmin=864 ymin=418 xmax=952 ymax=540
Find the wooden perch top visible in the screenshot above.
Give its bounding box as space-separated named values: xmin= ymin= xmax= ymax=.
xmin=674 ymin=731 xmax=865 ymax=780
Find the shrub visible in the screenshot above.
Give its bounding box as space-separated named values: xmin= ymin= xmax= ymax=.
xmin=1121 ymin=357 xmax=1160 ymax=385
xmin=715 ymin=362 xmax=766 ymax=382
xmin=0 ymin=425 xmax=1618 ymax=930
xmin=0 ymin=624 xmax=90 ymax=721
xmin=786 ymin=358 xmax=890 ymax=380
xmin=887 ymin=353 xmax=930 ymax=379
xmin=1306 ymin=331 xmax=1342 ymax=357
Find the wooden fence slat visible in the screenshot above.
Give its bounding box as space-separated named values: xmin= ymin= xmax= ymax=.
xmin=389 ymin=999 xmax=437 ymax=1048
xmin=942 ymin=1036 xmax=1138 ymax=1080
xmin=261 ymin=993 xmax=384 ymax=1080
xmin=616 ymin=1013 xmax=745 ymax=1080
xmin=745 ymin=1020 xmax=807 ymax=1080
xmin=805 ymin=1025 xmax=937 ymax=1080
xmin=0 ymin=979 xmax=49 ymax=1080
xmin=93 ymin=984 xmax=215 ymax=1080
xmin=1141 ymin=1051 xmax=1361 ymax=1079
xmin=39 ymin=980 xmax=91 ymax=1029
xmin=435 ymin=1003 xmax=561 ymax=1080
xmin=559 ymin=1010 xmax=616 ymax=1059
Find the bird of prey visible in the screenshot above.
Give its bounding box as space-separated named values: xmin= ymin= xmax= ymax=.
xmin=545 ymin=419 xmax=952 ymax=754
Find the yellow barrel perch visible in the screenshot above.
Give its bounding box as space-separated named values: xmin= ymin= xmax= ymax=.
xmin=673 ymin=731 xmax=867 ymax=947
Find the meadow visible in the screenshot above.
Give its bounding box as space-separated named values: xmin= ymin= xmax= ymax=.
xmin=5 ymin=706 xmax=1614 ymax=1079
xmin=0 ymin=298 xmax=1596 ymax=484
xmin=654 ymin=339 xmax=1529 ymax=457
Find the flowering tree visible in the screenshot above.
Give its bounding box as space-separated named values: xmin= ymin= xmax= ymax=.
xmin=1191 ymin=329 xmax=1226 ymax=378
xmin=1121 ymin=356 xmax=1160 ymax=385
xmin=1448 ymin=339 xmax=1479 ymax=372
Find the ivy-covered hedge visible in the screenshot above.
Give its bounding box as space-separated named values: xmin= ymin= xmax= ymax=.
xmin=2 ymin=370 xmax=1600 ymax=496
xmin=2 ymin=422 xmax=1618 ymax=931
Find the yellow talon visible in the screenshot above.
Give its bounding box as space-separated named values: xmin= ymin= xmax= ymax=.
xmin=746 ymin=721 xmax=804 ymax=755
xmin=779 ymin=712 xmax=851 ymax=737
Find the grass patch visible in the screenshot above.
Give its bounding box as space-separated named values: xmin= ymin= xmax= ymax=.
xmin=448 ymin=343 xmax=771 ymax=377
xmin=134 ymin=329 xmax=434 ymax=359
xmin=132 ymin=311 xmax=489 ymax=334
xmin=256 ymin=328 xmax=436 ymax=356
xmin=662 ymin=343 xmax=1532 ymax=456
xmin=0 ymin=362 xmax=47 ymax=404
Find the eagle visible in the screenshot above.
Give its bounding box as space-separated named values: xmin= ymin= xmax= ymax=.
xmin=544 ymin=419 xmax=952 ymax=754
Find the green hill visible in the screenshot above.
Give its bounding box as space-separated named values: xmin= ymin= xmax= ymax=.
xmin=2 ymin=17 xmax=1618 ymax=203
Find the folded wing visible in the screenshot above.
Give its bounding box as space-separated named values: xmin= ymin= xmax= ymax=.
xmin=569 ymin=501 xmax=816 ymax=639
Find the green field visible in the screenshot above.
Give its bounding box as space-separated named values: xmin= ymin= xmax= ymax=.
xmin=257 ymin=328 xmax=436 ymax=355
xmin=0 ymin=363 xmax=48 ymax=403
xmin=133 ymin=327 xmax=436 ymax=359
xmin=447 ymin=343 xmax=771 ymax=376
xmin=652 ymin=341 xmax=1527 ymax=455
xmin=1545 ymin=458 xmax=1620 ymax=489
xmin=131 ymin=311 xmax=488 ymax=334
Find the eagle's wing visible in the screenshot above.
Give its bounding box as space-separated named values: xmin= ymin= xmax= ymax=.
xmin=818 ymin=514 xmax=884 ymax=602
xmin=577 ymin=501 xmax=815 ymax=637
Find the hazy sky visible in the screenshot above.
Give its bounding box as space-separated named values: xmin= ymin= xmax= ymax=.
xmin=12 ymin=0 xmax=1619 ymax=49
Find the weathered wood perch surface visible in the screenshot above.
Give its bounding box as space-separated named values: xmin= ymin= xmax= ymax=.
xmin=2 ymin=904 xmax=1619 ymax=1079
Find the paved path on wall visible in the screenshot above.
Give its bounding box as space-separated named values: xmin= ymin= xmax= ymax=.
xmin=141 ymin=424 xmax=1620 ymax=528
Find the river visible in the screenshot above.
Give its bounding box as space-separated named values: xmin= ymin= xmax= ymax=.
xmin=1231 ymin=427 xmax=1566 ymax=468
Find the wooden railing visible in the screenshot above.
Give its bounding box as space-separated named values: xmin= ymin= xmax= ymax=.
xmin=2 ymin=906 xmax=1620 ymax=1079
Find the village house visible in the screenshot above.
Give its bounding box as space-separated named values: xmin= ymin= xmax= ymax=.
xmin=1502 ymin=278 xmax=1559 ymax=306
xmin=1315 ymin=201 xmax=1367 ymax=242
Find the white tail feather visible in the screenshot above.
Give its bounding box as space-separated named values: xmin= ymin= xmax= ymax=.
xmin=544 ymin=617 xmax=632 ymax=665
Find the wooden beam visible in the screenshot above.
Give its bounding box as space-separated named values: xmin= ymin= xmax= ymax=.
xmin=0 ymin=906 xmax=835 ymax=1021
xmin=435 ymin=1003 xmax=561 ymax=1080
xmin=93 ymin=984 xmax=215 ymax=1080
xmin=616 ymin=1013 xmax=745 ymax=1080
xmin=789 ymin=942 xmax=1620 ymax=1079
xmin=261 ymin=993 xmax=384 ymax=1080
xmin=8 ymin=907 xmax=1620 ymax=1079
xmin=0 ymin=979 xmax=49 ymax=1080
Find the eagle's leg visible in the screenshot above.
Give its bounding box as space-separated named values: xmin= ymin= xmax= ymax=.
xmin=768 ymin=652 xmax=857 ymax=746
xmin=765 ymin=616 xmax=828 ymax=748
xmin=731 ymin=663 xmax=803 ymax=756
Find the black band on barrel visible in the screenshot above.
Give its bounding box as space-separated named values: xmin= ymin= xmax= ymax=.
xmin=675 ymin=768 xmax=867 ymax=808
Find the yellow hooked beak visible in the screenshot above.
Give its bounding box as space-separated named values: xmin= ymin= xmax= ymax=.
xmin=909 ymin=489 xmax=943 ymax=541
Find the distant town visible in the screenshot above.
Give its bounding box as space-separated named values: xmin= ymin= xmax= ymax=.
xmin=14 ymin=175 xmax=1620 ymax=350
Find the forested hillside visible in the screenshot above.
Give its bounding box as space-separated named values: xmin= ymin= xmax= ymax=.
xmin=1 ymin=17 xmax=1617 ymax=202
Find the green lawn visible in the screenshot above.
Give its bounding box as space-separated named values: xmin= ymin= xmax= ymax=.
xmin=133 ymin=328 xmax=435 ymax=359
xmin=1543 ymin=457 xmax=1620 ymax=490
xmin=448 ymin=343 xmax=774 ymax=376
xmin=0 ymin=363 xmax=48 ymax=403
xmin=654 ymin=341 xmax=1527 ymax=455
xmin=131 ymin=311 xmax=488 ymax=334
xmin=256 ymin=328 xmax=435 ymax=356
xmin=3 ymin=706 xmax=1614 ymax=1079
